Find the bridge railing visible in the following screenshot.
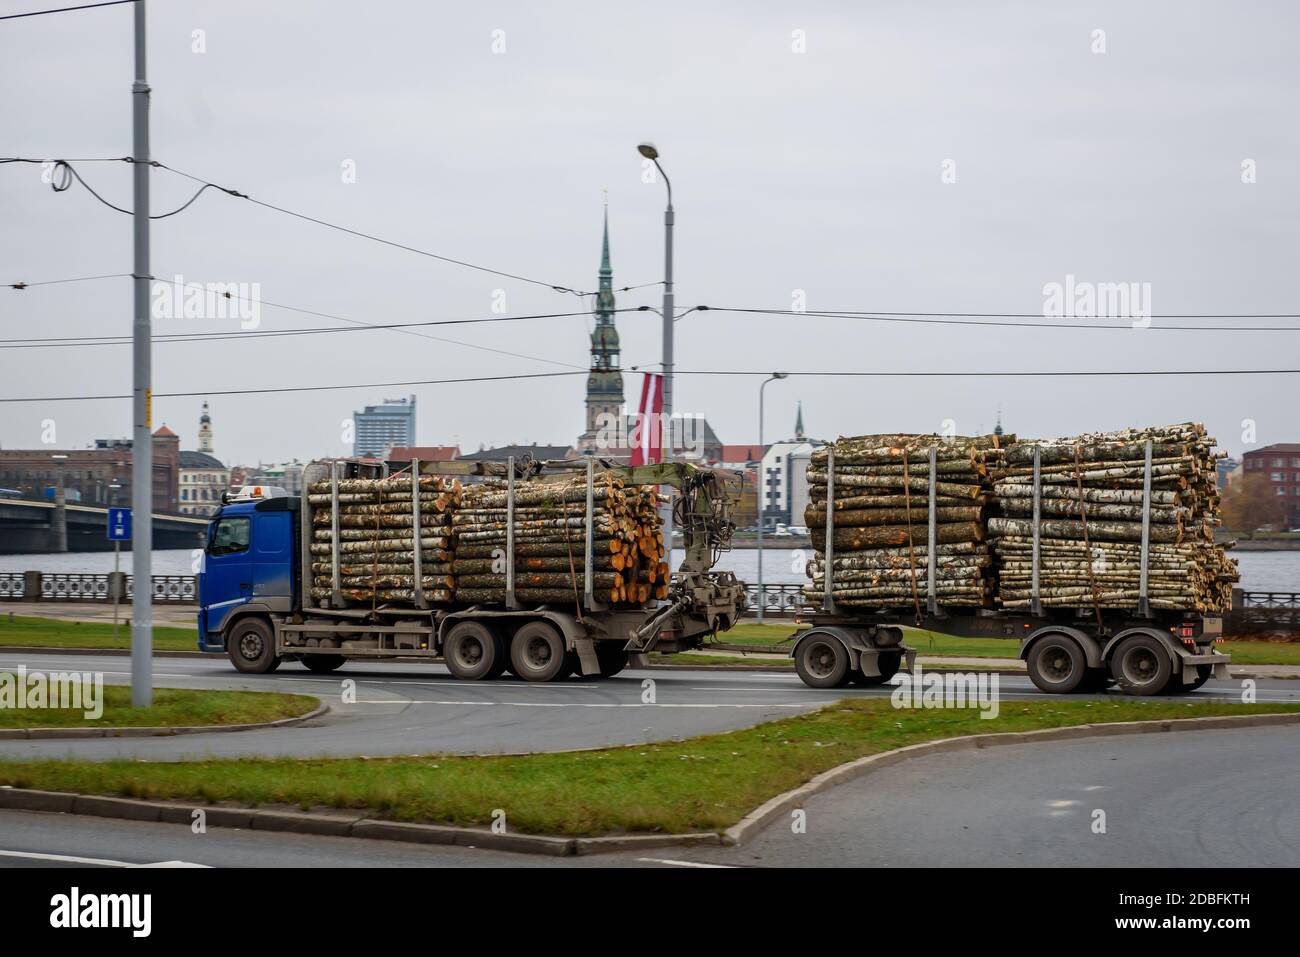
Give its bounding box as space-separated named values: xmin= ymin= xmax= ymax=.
xmin=0 ymin=571 xmax=197 ymax=603
xmin=744 ymin=583 xmax=809 ymax=618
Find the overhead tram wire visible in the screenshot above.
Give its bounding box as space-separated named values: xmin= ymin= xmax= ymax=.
xmin=6 ymin=272 xmax=131 ymax=290
xmin=705 ymin=306 xmax=1300 ymax=332
xmin=0 ymin=1 xmax=135 ymax=21
xmin=4 ymin=366 xmax=1300 ymax=406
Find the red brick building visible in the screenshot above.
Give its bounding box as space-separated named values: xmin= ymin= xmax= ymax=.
xmin=1241 ymin=443 xmax=1300 ymax=530
xmin=0 ymin=426 xmax=182 ymax=512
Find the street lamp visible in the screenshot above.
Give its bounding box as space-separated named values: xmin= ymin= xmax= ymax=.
xmin=637 ymin=141 xmax=675 ymax=550
xmin=756 ymin=373 xmax=789 ymax=621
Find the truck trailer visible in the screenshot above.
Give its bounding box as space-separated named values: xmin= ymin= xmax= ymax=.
xmin=198 ymin=455 xmax=747 ymax=680
xmin=790 ymin=436 xmax=1233 ymax=695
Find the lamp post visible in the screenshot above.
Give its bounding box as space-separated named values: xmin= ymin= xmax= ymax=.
xmin=637 ymin=141 xmax=675 ymax=550
xmin=756 ymin=373 xmax=788 ymax=621
xmin=109 ymin=481 xmax=123 ymax=642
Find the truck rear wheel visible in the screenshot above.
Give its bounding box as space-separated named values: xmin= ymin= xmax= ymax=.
xmin=444 ymin=621 xmax=506 ymax=680
xmin=795 ymin=634 xmax=850 ymax=688
xmin=596 ymin=645 xmax=630 ymax=678
xmin=1026 ymin=635 xmax=1087 ymax=694
xmin=850 ymin=651 xmax=901 ymax=686
xmin=302 ymin=655 xmax=346 ymax=673
xmin=229 ymin=618 xmax=280 ymax=675
xmin=510 ymin=621 xmax=569 ymax=682
xmin=1110 ymin=634 xmax=1173 ymax=696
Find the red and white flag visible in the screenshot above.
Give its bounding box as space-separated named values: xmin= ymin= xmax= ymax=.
xmin=629 ymin=373 xmax=663 ymax=466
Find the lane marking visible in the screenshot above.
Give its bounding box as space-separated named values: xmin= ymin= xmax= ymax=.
xmin=636 ymin=857 xmax=734 ymax=868
xmin=0 ymin=848 xmax=208 ymax=868
xmin=351 ymin=699 xmax=814 ymax=709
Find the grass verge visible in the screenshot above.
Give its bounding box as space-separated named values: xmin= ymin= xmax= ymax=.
xmin=0 ymin=681 xmax=316 ymax=730
xmin=1 ymin=698 xmax=1294 ymax=835
xmin=0 ymin=616 xmax=197 ymax=653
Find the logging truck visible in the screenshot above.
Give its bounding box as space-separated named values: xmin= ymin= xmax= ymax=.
xmin=197 ymin=455 xmax=746 ymax=681
xmin=792 ymin=440 xmax=1233 ymax=695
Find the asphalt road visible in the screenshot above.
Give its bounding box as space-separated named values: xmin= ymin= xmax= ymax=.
xmin=1 ymin=650 xmax=1298 ymax=761
xmin=3 ymin=724 xmax=1296 ymax=867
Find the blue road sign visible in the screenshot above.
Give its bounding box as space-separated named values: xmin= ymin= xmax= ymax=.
xmin=107 ymin=507 xmax=132 ymax=542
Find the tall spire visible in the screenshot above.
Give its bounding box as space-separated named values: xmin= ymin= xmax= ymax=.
xmin=579 ymin=201 xmax=624 ymax=454
xmin=794 ymin=401 xmax=805 ymax=440
xmin=599 ymin=197 xmax=612 ymax=280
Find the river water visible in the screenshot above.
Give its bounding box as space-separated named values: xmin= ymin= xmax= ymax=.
xmin=2 ymin=548 xmax=1297 ymax=592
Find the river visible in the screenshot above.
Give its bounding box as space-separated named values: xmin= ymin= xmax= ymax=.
xmin=1 ymin=547 xmax=1297 ymax=592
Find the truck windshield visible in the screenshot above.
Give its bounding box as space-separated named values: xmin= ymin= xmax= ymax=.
xmin=208 ymin=516 xmax=250 ymax=556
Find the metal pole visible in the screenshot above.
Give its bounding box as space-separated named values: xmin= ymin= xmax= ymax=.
xmin=757 ymin=384 xmax=765 ymax=622
xmin=130 ymin=0 xmax=153 ymax=707
xmin=113 ymin=540 xmax=120 ymax=643
xmin=656 ymin=160 xmax=675 ymax=557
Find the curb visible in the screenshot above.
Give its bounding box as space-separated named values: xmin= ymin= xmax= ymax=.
xmin=720 ymin=711 xmax=1300 ymax=847
xmin=0 ymin=711 xmax=1295 ymax=857
xmin=0 ymin=646 xmax=213 ymax=659
xmin=0 ymin=701 xmax=329 ymax=740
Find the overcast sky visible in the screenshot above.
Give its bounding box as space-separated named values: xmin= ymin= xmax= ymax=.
xmin=2 ymin=0 xmax=1297 ymax=467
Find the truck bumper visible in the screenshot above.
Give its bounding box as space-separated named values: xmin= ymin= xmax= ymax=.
xmin=1179 ymin=649 xmax=1231 ymax=680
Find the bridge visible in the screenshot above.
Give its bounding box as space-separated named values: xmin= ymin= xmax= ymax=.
xmin=0 ymin=498 xmax=208 ymax=554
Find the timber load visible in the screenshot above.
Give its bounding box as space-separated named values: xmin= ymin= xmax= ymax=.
xmin=802 ymin=433 xmax=1013 ymax=609
xmin=987 ymin=422 xmax=1238 ymax=613
xmin=306 ymin=469 xmax=668 ymax=609
xmin=306 ymin=474 xmax=462 ymax=603
xmin=449 ymin=473 xmax=668 ymax=606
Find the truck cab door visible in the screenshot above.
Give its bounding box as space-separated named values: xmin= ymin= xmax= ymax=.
xmin=202 ymin=513 xmax=253 ymax=636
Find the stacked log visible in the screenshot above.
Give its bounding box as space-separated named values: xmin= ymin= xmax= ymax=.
xmin=306 ymin=475 xmax=461 ymax=603
xmin=449 ymin=474 xmax=667 ymax=606
xmin=802 ymin=434 xmax=1012 ymax=608
xmin=987 ymin=423 xmax=1238 ymax=612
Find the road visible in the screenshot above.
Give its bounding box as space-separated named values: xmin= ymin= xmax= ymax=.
xmin=1 ymin=650 xmax=1298 ymax=761
xmin=3 ymin=725 xmax=1296 ymax=867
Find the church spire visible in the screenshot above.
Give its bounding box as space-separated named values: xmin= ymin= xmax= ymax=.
xmin=599 ymin=199 xmax=612 ymax=280
xmin=794 ymin=401 xmax=805 ymax=440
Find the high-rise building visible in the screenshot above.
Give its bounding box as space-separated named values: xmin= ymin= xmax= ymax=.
xmin=353 ymin=395 xmax=416 ymax=458
xmin=576 ymin=206 xmax=625 ymax=454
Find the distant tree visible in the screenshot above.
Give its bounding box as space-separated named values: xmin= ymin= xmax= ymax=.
xmin=1221 ymin=473 xmax=1286 ymax=538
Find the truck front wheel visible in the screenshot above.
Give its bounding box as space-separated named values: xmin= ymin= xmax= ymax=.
xmin=794 ymin=634 xmax=850 ymax=688
xmin=229 ymin=618 xmax=281 ymax=675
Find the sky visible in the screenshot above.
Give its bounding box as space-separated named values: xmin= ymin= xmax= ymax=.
xmin=1 ymin=0 xmax=1297 ymax=468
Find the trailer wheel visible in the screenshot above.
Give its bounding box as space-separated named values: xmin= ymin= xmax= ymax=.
xmin=444 ymin=621 xmax=506 ymax=680
xmin=229 ymin=618 xmax=280 ymax=675
xmin=595 ymin=645 xmax=630 ymax=677
xmin=510 ymin=621 xmax=569 ymax=682
xmin=1110 ymin=634 xmax=1173 ymax=696
xmin=1185 ymin=664 xmax=1213 ymax=691
xmin=794 ymin=634 xmax=850 ymax=688
xmin=1026 ymin=635 xmax=1087 ymax=693
xmin=302 ymin=656 xmax=346 ymax=673
xmin=850 ymin=651 xmax=902 ymax=686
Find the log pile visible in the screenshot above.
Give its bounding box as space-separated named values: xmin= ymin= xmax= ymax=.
xmin=802 ymin=434 xmax=1012 ymax=608
xmin=306 ymin=475 xmax=461 ymax=603
xmin=307 ymin=471 xmax=668 ymax=609
xmin=987 ymin=423 xmax=1238 ymax=612
xmin=449 ymin=474 xmax=668 ymax=606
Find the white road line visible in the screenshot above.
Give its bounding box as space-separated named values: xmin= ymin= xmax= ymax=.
xmin=636 ymin=857 xmax=734 ymax=868
xmin=0 ymin=848 xmax=208 ymax=868
xmin=351 ymin=699 xmax=813 ymax=709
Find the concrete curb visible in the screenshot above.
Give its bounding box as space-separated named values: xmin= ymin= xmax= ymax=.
xmin=0 ymin=701 xmax=329 ymax=740
xmin=0 ymin=646 xmax=213 ymax=658
xmin=0 ymin=711 xmax=1295 ymax=857
xmin=720 ymin=711 xmax=1300 ymax=847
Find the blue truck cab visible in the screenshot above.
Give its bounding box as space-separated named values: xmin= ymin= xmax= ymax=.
xmin=197 ymin=490 xmax=299 ymax=653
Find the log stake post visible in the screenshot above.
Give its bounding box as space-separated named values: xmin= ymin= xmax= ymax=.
xmin=1031 ymin=447 xmax=1041 ymax=618
xmin=584 ymin=457 xmax=595 ymax=609
xmin=822 ymin=448 xmax=837 ymax=615
xmin=926 ymin=445 xmax=938 ymax=616
xmin=1138 ymin=439 xmax=1153 ymax=619
xmin=410 ymin=457 xmax=426 ymax=609
xmin=330 ymin=460 xmax=342 ymax=608
xmin=506 ymin=456 xmax=518 ymax=610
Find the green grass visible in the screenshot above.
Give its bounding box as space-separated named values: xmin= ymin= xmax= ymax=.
xmin=1217 ymin=639 xmax=1300 ymax=666
xmin=0 ymin=681 xmax=316 ymax=730
xmin=1 ymin=698 xmax=1294 ymax=836
xmin=0 ymin=615 xmax=198 ymax=652
xmin=658 ymin=653 xmax=794 ymax=668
